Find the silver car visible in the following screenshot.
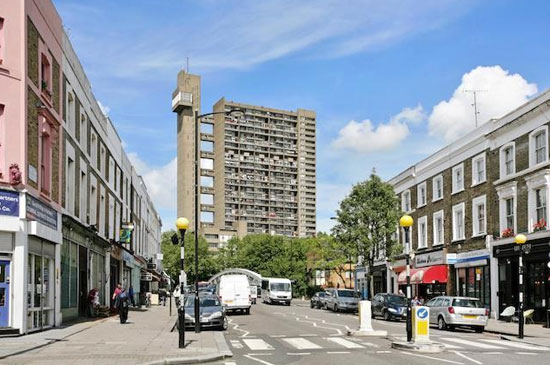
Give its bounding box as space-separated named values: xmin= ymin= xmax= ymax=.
xmin=426 ymin=296 xmax=488 ymax=333
xmin=325 ymin=288 xmax=361 ymax=312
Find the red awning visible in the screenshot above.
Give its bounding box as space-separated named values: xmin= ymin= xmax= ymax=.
xmin=397 ymin=265 xmax=447 ymax=284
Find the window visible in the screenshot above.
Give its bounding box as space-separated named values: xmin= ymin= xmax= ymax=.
xmin=536 ymin=188 xmax=546 ymax=223
xmin=432 ymin=175 xmax=443 ymax=201
xmin=500 ymin=143 xmax=515 ymax=178
xmin=66 ymin=91 xmax=75 ymax=135
xmin=90 ymin=130 xmax=97 ymax=168
xmin=497 ymin=182 xmax=517 ymax=235
xmin=505 ymin=198 xmax=514 ymax=231
xmin=79 ymin=112 xmax=87 ymax=150
xmin=90 ymin=178 xmax=97 ymax=225
xmin=201 ymin=194 xmax=214 ymax=205
xmin=99 ymin=144 xmax=106 ymax=176
xmin=40 ymin=53 xmax=51 ymax=97
xmin=0 ymin=18 xmax=4 ymax=64
xmin=0 ymin=104 xmax=4 ymax=168
xmin=201 ymin=140 xmax=214 ymax=152
xmin=401 ymin=190 xmax=411 ymax=212
xmin=201 ymin=176 xmax=214 ymax=187
xmin=452 ymin=164 xmax=464 ymax=194
xmin=200 ymin=211 xmax=214 ymax=223
xmin=417 ymin=182 xmax=426 ymax=207
xmin=40 ymin=121 xmax=52 ymax=195
xmin=433 ymin=210 xmax=444 ymax=246
xmin=201 ymin=123 xmax=213 ymax=134
xmin=200 ymin=158 xmax=213 ymax=170
xmin=417 ymin=216 xmax=427 ymax=249
xmin=452 ymin=203 xmax=465 ymax=241
xmin=472 ymin=153 xmax=486 ymax=186
xmin=530 ymin=126 xmax=548 ymax=166
xmin=80 ymin=170 xmax=87 ymax=222
xmin=472 ymin=195 xmax=486 ymax=236
xmin=66 ymin=156 xmax=75 ymax=214
xmin=526 ymin=172 xmax=550 ymax=233
xmin=108 ymin=157 xmax=115 ymax=186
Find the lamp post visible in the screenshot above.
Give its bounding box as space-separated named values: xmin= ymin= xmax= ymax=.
xmin=400 ymin=214 xmax=414 ymax=343
xmin=515 ymin=234 xmax=527 ymax=339
xmin=193 ymin=108 xmax=243 ymax=333
xmin=175 ymin=217 xmax=189 ymax=348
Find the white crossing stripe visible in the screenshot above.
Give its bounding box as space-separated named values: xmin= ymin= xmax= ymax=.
xmin=229 ymin=340 xmax=243 ymax=349
xmin=243 ymin=339 xmax=274 ymax=350
xmin=441 ymin=337 xmax=505 ymax=349
xmin=225 ymin=362 xmax=237 ymax=365
xmin=440 ymin=342 xmax=463 ymax=349
xmin=283 ymin=337 xmax=322 ymax=350
xmin=324 ymin=337 xmax=364 ymax=349
xmin=482 ymin=339 xmax=550 ymax=351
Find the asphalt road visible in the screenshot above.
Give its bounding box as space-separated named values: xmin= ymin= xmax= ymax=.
xmin=216 ymin=299 xmax=550 ymax=365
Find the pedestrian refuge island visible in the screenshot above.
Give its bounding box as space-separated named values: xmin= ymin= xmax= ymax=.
xmin=391 ymin=306 xmax=445 ymax=353
xmin=347 ymin=300 xmax=387 ymax=337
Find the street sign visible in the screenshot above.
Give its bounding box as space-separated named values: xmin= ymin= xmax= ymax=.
xmin=412 ymin=306 xmax=430 ymax=343
xmin=141 ymin=273 xmax=152 ymax=281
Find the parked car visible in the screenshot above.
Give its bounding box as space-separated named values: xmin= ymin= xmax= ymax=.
xmin=310 ymin=291 xmax=327 ymax=309
xmin=425 ymin=296 xmax=488 ymax=332
xmin=183 ymin=293 xmax=228 ymax=330
xmin=218 ymin=274 xmax=251 ymax=314
xmin=325 ymin=289 xmax=360 ymax=312
xmin=372 ymin=293 xmax=409 ymax=321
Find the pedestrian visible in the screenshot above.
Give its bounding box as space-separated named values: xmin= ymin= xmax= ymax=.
xmin=115 ymin=287 xmax=130 ymax=324
xmin=411 ymin=295 xmax=421 ymax=306
xmin=112 ymin=283 xmax=122 ymax=311
xmin=87 ymin=288 xmax=98 ymax=317
xmin=398 ymin=289 xmax=405 ymax=296
xmin=129 ymin=285 xmax=136 ymax=307
xmin=159 ymin=289 xmax=167 ymax=306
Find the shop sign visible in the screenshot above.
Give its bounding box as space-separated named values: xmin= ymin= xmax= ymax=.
xmin=415 ymin=250 xmax=444 ymax=268
xmin=141 ymin=272 xmax=152 ymax=281
xmin=147 ymin=263 xmax=157 ymax=270
xmin=455 ymin=249 xmax=490 ymax=263
xmin=123 ymin=250 xmax=133 ymax=263
xmin=389 ymin=259 xmax=406 ymax=270
xmin=26 ymin=194 xmax=57 ymax=230
xmin=0 ymin=190 xmax=19 ymax=217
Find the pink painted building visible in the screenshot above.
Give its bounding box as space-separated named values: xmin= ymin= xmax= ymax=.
xmin=0 ymin=0 xmax=64 ymax=334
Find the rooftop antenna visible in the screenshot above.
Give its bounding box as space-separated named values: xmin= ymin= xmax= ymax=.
xmin=463 ymin=89 xmax=487 ymax=128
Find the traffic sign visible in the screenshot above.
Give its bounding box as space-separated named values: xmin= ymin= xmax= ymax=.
xmin=412 ymin=306 xmax=430 ymax=343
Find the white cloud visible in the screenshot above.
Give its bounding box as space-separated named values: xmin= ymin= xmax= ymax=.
xmin=127 ymin=153 xmax=177 ymax=212
xmin=331 ymin=105 xmax=425 ymax=153
xmin=428 ymin=65 xmax=538 ymax=142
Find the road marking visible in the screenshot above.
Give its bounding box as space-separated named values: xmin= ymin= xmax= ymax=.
xmin=243 ymin=339 xmax=274 ymax=350
xmin=287 ymin=352 xmax=311 ymax=356
xmin=361 ymin=342 xmax=380 ymax=348
xmin=283 ymin=337 xmax=323 ymax=350
xmin=228 ymin=318 xmax=250 ymax=338
xmin=229 ymin=340 xmax=243 ymax=349
xmin=324 ymin=337 xmax=364 ymax=349
xmin=243 ymin=354 xmax=276 ymax=365
xmin=515 ymin=352 xmax=537 ymax=355
xmin=399 ymin=351 xmax=465 ymax=364
xmin=376 ymin=350 xmax=392 ymax=354
xmin=452 ymin=351 xmax=483 ymax=365
xmin=482 ymin=339 xmax=550 ymax=351
xmin=225 ymin=362 xmax=237 ymax=365
xmin=327 ymin=351 xmax=351 ymax=354
xmin=300 ymin=334 xmax=318 ymax=337
xmin=441 ymin=343 xmax=464 ymax=349
xmin=480 ymin=352 xmax=503 ymax=355
xmin=441 ymin=337 xmax=505 ymax=349
xmin=270 ymin=335 xmax=286 ymax=338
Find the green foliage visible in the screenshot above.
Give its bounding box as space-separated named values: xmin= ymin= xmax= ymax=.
xmin=332 ymin=173 xmax=401 ymax=270
xmin=161 ymin=230 xmax=220 ymax=285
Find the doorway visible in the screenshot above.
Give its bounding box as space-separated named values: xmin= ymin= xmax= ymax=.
xmin=0 ymin=260 xmax=10 ymax=327
xmin=78 ymin=246 xmax=88 ymax=317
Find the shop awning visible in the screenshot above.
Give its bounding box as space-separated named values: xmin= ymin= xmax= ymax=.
xmin=397 ymin=265 xmax=447 ymax=284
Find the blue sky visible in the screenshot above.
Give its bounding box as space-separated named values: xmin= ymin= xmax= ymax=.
xmin=53 ymin=0 xmax=550 ymax=233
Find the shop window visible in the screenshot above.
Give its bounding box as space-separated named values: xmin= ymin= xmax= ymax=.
xmin=472 ymin=153 xmax=486 ymax=186
xmin=452 ymin=164 xmax=464 ymax=194
xmin=457 ymin=266 xmax=490 ymax=308
xmin=432 ymin=175 xmax=443 ymax=201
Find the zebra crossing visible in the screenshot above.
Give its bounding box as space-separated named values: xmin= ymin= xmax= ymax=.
xmin=228 ymin=335 xmax=550 ymax=354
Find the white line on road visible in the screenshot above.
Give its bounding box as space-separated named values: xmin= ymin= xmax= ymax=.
xmin=480 ymin=352 xmax=503 ymax=355
xmin=299 ymin=334 xmax=318 ymax=337
xmin=270 ymin=335 xmax=286 ymax=338
xmin=225 ymin=362 xmax=237 ymax=365
xmin=441 ymin=343 xmax=464 ymax=349
xmin=243 ymin=339 xmax=274 ymax=350
xmin=228 ymin=318 xmax=250 ymax=338
xmin=482 ymin=339 xmax=550 ymax=351
xmin=324 ymin=337 xmax=364 ymax=349
xmin=327 ymin=351 xmax=351 ymax=354
xmin=287 ymin=352 xmax=311 ymax=356
xmin=243 ymin=354 xmax=276 ymax=365
xmin=399 ymin=351 xmax=465 ymax=365
xmin=376 ymin=350 xmax=392 ymax=354
xmin=283 ymin=337 xmax=323 ymax=350
xmin=229 ymin=340 xmax=243 ymax=349
xmin=441 ymin=337 xmax=504 ymax=349
xmin=515 ymin=352 xmax=537 ymax=355
xmin=452 ymin=351 xmax=483 ymax=365
xmin=361 ymin=342 xmax=380 ymax=348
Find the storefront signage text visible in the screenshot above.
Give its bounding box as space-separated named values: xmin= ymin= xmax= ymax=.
xmin=26 ymin=195 xmax=57 ymax=230
xmin=0 ymin=190 xmax=19 ymax=217
xmin=415 ymin=250 xmax=444 ymax=268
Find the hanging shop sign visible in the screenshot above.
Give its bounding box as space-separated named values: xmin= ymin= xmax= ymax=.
xmin=0 ymin=190 xmax=19 ymax=217
xmin=415 ymin=250 xmax=444 ymax=268
xmin=141 ymin=272 xmax=152 ymax=281
xmin=26 ymin=194 xmax=57 ymax=230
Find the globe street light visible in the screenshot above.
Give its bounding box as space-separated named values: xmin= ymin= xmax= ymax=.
xmin=400 ymin=214 xmax=414 ymax=342
xmin=175 ymin=217 xmax=189 ymax=348
xmin=193 ymin=108 xmax=243 ymax=333
xmin=515 ymin=233 xmax=527 ymax=339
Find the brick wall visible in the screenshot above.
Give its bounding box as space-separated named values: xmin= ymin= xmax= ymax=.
xmin=27 ymin=18 xmax=39 ymax=87
xmin=27 ymin=87 xmax=39 ymax=190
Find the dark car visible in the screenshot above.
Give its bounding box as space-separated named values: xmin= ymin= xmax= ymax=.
xmin=183 ymin=293 xmax=228 ymax=330
xmin=310 ymin=292 xmax=327 ymax=309
xmin=372 ymin=293 xmax=409 ymax=321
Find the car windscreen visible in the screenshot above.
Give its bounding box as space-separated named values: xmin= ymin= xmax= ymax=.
xmin=184 ymin=296 xmax=221 ymax=307
xmin=387 ymin=295 xmax=408 ymax=305
xmin=337 ymin=290 xmax=359 ymax=298
xmin=270 ymin=283 xmax=290 ymax=291
xmin=452 ymin=299 xmax=482 ymax=308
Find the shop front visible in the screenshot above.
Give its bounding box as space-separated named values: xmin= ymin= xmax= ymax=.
xmin=396 ymin=250 xmax=449 ymax=302
xmin=455 ymin=249 xmax=491 ymax=309
xmin=110 ymin=245 xmax=123 ymax=308
xmin=372 ymin=262 xmax=387 ymax=297
xmin=493 ymin=238 xmax=550 ymax=322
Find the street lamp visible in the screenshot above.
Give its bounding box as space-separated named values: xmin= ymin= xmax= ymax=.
xmin=175 ymin=217 xmax=189 ymax=348
xmin=193 ymin=108 xmax=243 ymax=333
xmin=515 ymin=233 xmax=527 ymax=339
xmin=400 ymin=214 xmax=414 ymax=343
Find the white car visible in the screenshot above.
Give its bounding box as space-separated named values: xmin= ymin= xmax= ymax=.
xmin=425 ymin=296 xmax=489 ymax=332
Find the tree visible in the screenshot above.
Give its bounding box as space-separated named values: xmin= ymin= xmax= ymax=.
xmin=308 ymin=233 xmax=353 ymax=289
xmin=161 ymin=230 xmax=219 ymax=286
xmin=332 ymin=172 xmax=401 ymax=297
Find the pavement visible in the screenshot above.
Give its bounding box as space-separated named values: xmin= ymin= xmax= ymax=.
xmin=0 ymin=302 xmax=232 ymax=365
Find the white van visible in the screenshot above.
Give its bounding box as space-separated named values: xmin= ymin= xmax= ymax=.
xmin=218 ymin=275 xmax=251 ymax=314
xmin=261 ymin=278 xmax=292 ymax=305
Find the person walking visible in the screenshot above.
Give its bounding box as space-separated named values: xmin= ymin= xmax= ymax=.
xmin=115 ymin=287 xmax=130 ymax=324
xmin=112 ymin=283 xmax=122 ymax=311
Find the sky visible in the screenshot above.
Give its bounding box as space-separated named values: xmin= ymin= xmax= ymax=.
xmin=52 ymin=0 xmax=550 ymax=233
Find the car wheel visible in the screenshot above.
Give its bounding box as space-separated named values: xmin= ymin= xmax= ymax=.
xmin=384 ymin=310 xmax=391 ymax=321
xmin=437 ymin=316 xmax=447 ymax=330
xmin=310 ymin=302 xmax=314 ymax=308
xmin=245 ymin=308 xmax=250 ymax=315
xmin=474 ymin=326 xmax=484 ymax=333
